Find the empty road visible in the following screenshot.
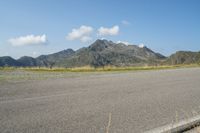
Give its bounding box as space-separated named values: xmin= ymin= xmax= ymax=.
xmin=1 ymin=68 xmax=200 ymax=133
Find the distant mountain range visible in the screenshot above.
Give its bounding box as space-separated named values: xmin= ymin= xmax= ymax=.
xmin=0 ymin=39 xmax=199 ymax=68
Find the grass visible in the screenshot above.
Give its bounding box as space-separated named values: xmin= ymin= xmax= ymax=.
xmin=0 ymin=67 xmax=17 ymax=71
xmin=0 ymin=64 xmax=200 ymax=83
xmin=0 ymin=64 xmax=200 ymax=73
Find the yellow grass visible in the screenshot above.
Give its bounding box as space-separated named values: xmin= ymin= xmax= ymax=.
xmin=0 ymin=64 xmax=199 ymax=72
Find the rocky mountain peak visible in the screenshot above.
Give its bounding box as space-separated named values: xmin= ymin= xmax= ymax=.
xmin=89 ymin=39 xmax=115 ymax=52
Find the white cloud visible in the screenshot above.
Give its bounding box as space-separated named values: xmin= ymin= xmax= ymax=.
xmin=117 ymin=41 xmax=130 ymax=45
xmin=117 ymin=41 xmax=146 ymax=48
xmin=100 ymin=38 xmax=106 ymax=40
xmin=8 ymin=34 xmax=47 ymax=46
xmin=32 ymin=51 xmax=38 ymax=57
xmin=121 ymin=20 xmax=130 ymax=25
xmin=98 ymin=25 xmax=119 ymax=36
xmin=66 ymin=25 xmax=93 ymax=42
xmin=139 ymin=43 xmax=145 ymax=48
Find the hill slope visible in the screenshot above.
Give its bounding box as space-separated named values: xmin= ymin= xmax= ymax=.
xmin=54 ymin=39 xmax=166 ymax=67
xmin=166 ymin=51 xmax=200 ymax=65
xmin=0 ymin=56 xmax=21 ymax=67
xmin=2 ymin=39 xmax=200 ymax=68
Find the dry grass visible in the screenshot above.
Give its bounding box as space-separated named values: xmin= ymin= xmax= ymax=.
xmin=0 ymin=64 xmax=200 ymax=72
xmin=196 ymin=127 xmax=200 ymax=133
xmin=106 ymin=113 xmax=112 ymax=133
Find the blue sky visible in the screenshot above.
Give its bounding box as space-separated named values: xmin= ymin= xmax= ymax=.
xmin=0 ymin=0 xmax=200 ymax=58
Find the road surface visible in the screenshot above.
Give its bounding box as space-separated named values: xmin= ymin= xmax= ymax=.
xmin=1 ymin=68 xmax=200 ymax=133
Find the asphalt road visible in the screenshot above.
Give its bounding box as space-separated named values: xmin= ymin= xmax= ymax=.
xmin=1 ymin=68 xmax=200 ymax=133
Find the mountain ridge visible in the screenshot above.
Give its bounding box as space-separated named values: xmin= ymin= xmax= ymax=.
xmin=0 ymin=39 xmax=199 ymax=67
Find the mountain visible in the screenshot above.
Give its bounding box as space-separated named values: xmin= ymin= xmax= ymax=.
xmin=166 ymin=51 xmax=200 ymax=65
xmin=2 ymin=39 xmax=199 ymax=68
xmin=17 ymin=56 xmax=37 ymax=66
xmin=0 ymin=56 xmax=21 ymax=67
xmin=36 ymin=49 xmax=75 ymax=67
xmin=52 ymin=39 xmax=166 ymax=67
